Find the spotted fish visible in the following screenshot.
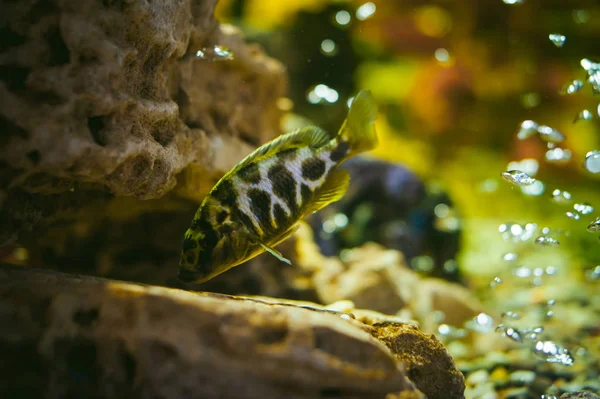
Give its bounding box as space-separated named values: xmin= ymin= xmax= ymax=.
xmin=178 ymin=90 xmax=378 ymax=283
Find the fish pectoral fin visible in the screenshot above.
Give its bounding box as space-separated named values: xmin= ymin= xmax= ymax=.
xmin=305 ymin=169 xmax=350 ymax=214
xmin=260 ymin=243 xmax=292 ymax=265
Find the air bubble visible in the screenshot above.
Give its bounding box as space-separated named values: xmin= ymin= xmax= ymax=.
xmin=560 ymin=79 xmax=583 ymax=95
xmin=548 ymin=33 xmax=566 ymax=47
xmin=502 ymin=170 xmax=536 ymax=186
xmin=552 ymin=189 xmax=572 ymax=203
xmin=574 ymin=109 xmax=593 ymax=123
xmin=517 ymin=120 xmax=539 ymax=140
xmin=537 ymin=125 xmax=565 ymax=143
xmin=356 ymin=2 xmax=376 ymax=21
xmin=535 ymin=236 xmax=560 ymax=246
xmin=587 ymin=217 xmax=600 ymax=232
xmin=565 ymin=211 xmax=580 ymax=220
xmin=195 ymin=45 xmax=234 ymax=61
xmin=545 ymin=148 xmax=571 ymax=164
xmin=307 ymin=84 xmax=339 ymax=104
xmin=320 ymin=39 xmax=338 ymax=56
xmin=533 ymin=341 xmax=574 ymax=366
xmin=585 ymin=150 xmax=600 ymax=173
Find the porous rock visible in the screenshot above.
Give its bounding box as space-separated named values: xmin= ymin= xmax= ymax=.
xmin=370 ymin=322 xmax=466 ymax=399
xmin=0 ymin=264 xmax=421 ymax=399
xmin=296 ymin=227 xmax=484 ymax=333
xmin=0 ymin=0 xmax=285 ymax=244
xmin=560 ymin=393 xmax=600 ymax=399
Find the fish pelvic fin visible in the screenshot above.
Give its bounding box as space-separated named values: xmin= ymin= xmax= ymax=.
xmin=305 ymin=169 xmax=350 ymax=215
xmin=338 ymin=90 xmax=378 ymax=158
xmin=260 ymin=243 xmax=292 ymax=265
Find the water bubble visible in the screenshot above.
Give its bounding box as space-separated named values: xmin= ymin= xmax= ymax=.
xmin=521 ymin=92 xmax=541 ymax=109
xmin=533 ymin=341 xmax=574 ymax=366
xmin=355 ymin=2 xmax=376 ymax=21
xmin=586 ymin=265 xmax=600 ymax=280
xmin=565 ymin=211 xmax=581 ymax=220
xmin=548 ymin=33 xmax=566 ymax=48
xmin=307 ymin=84 xmax=339 ymax=104
xmin=320 ymin=39 xmax=338 ymax=56
xmin=517 ymin=120 xmax=539 ymax=140
xmin=545 ymin=148 xmax=571 ymax=164
xmin=537 ymin=125 xmax=565 ymax=143
xmin=502 ymin=311 xmax=521 ymax=319
xmin=333 ymin=213 xmax=348 ymax=228
xmin=552 ymin=189 xmax=572 ymax=203
xmin=581 ymin=58 xmax=600 ymax=71
xmin=502 ymin=326 xmax=523 ymax=343
xmin=503 ymin=253 xmax=518 ymax=262
xmin=468 ymin=312 xmax=495 ymax=333
xmin=437 ymin=324 xmax=467 ymax=340
xmin=503 ymin=0 xmax=524 ymax=4
xmin=587 ymin=217 xmax=600 ymax=232
xmin=499 ymin=222 xmax=537 ymax=242
xmin=195 ymin=45 xmax=234 ymax=61
xmin=412 ymin=255 xmax=435 ymax=272
xmin=545 ymin=266 xmax=558 ymax=275
xmin=546 ymin=310 xmax=554 ymax=317
xmin=434 ymin=48 xmax=450 ymax=64
xmin=535 ymin=236 xmax=560 ymax=246
xmin=573 ymin=9 xmax=590 ymax=24
xmin=334 ymin=10 xmax=351 ymax=26
xmin=507 ymin=159 xmax=539 ymax=176
xmin=585 ymin=150 xmax=600 ymax=173
xmin=502 ymin=170 xmax=536 ymax=186
xmin=560 ymin=79 xmax=584 ymax=95
xmin=490 ymin=277 xmax=503 ymax=287
xmin=521 ymin=180 xmax=545 ymax=196
xmin=574 ymin=109 xmax=593 ymax=123
xmin=547 ymin=299 xmax=556 ymax=306
xmin=513 ymin=266 xmax=532 ymax=278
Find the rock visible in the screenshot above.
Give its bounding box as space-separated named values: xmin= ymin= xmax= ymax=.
xmin=369 ymin=322 xmax=466 ymax=399
xmin=0 ymin=0 xmax=286 ymax=244
xmin=296 ymin=232 xmax=484 ymax=333
xmin=0 ymin=264 xmax=424 ymax=399
xmin=560 ymin=392 xmax=600 ymax=399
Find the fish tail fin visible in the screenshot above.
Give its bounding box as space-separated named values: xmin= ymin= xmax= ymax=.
xmin=338 ymin=90 xmax=378 ymax=158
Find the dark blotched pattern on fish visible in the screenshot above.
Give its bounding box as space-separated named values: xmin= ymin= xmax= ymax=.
xmin=179 ymin=90 xmax=378 ymax=283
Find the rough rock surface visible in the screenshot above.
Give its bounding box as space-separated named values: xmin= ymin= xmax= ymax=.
xmin=0 ymin=0 xmax=285 ymax=244
xmin=296 ymin=227 xmax=484 ymax=333
xmin=0 ymin=264 xmax=426 ymax=399
xmin=560 ymin=393 xmax=600 ymax=399
xmin=370 ymin=323 xmax=466 ymax=399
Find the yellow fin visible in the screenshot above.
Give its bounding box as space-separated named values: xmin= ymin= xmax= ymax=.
xmin=338 ymin=90 xmax=378 ymax=158
xmin=305 ymin=169 xmax=350 ymax=215
xmin=260 ymin=243 xmax=292 ymax=265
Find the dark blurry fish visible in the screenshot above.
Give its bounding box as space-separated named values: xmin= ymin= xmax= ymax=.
xmin=309 ymin=157 xmax=463 ymax=283
xmin=179 ymin=90 xmax=378 ymax=283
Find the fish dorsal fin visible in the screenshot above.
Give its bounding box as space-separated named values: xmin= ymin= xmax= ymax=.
xmin=260 ymin=243 xmax=292 ymax=265
xmin=305 ymin=169 xmax=350 ymax=215
xmin=232 ymin=126 xmax=333 ymax=172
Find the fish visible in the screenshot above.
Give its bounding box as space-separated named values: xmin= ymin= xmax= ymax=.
xmin=178 ymin=90 xmax=378 ymax=283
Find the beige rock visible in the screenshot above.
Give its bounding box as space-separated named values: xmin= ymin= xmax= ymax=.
xmin=0 ymin=0 xmax=285 ymax=244
xmin=0 ymin=264 xmax=420 ymax=399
